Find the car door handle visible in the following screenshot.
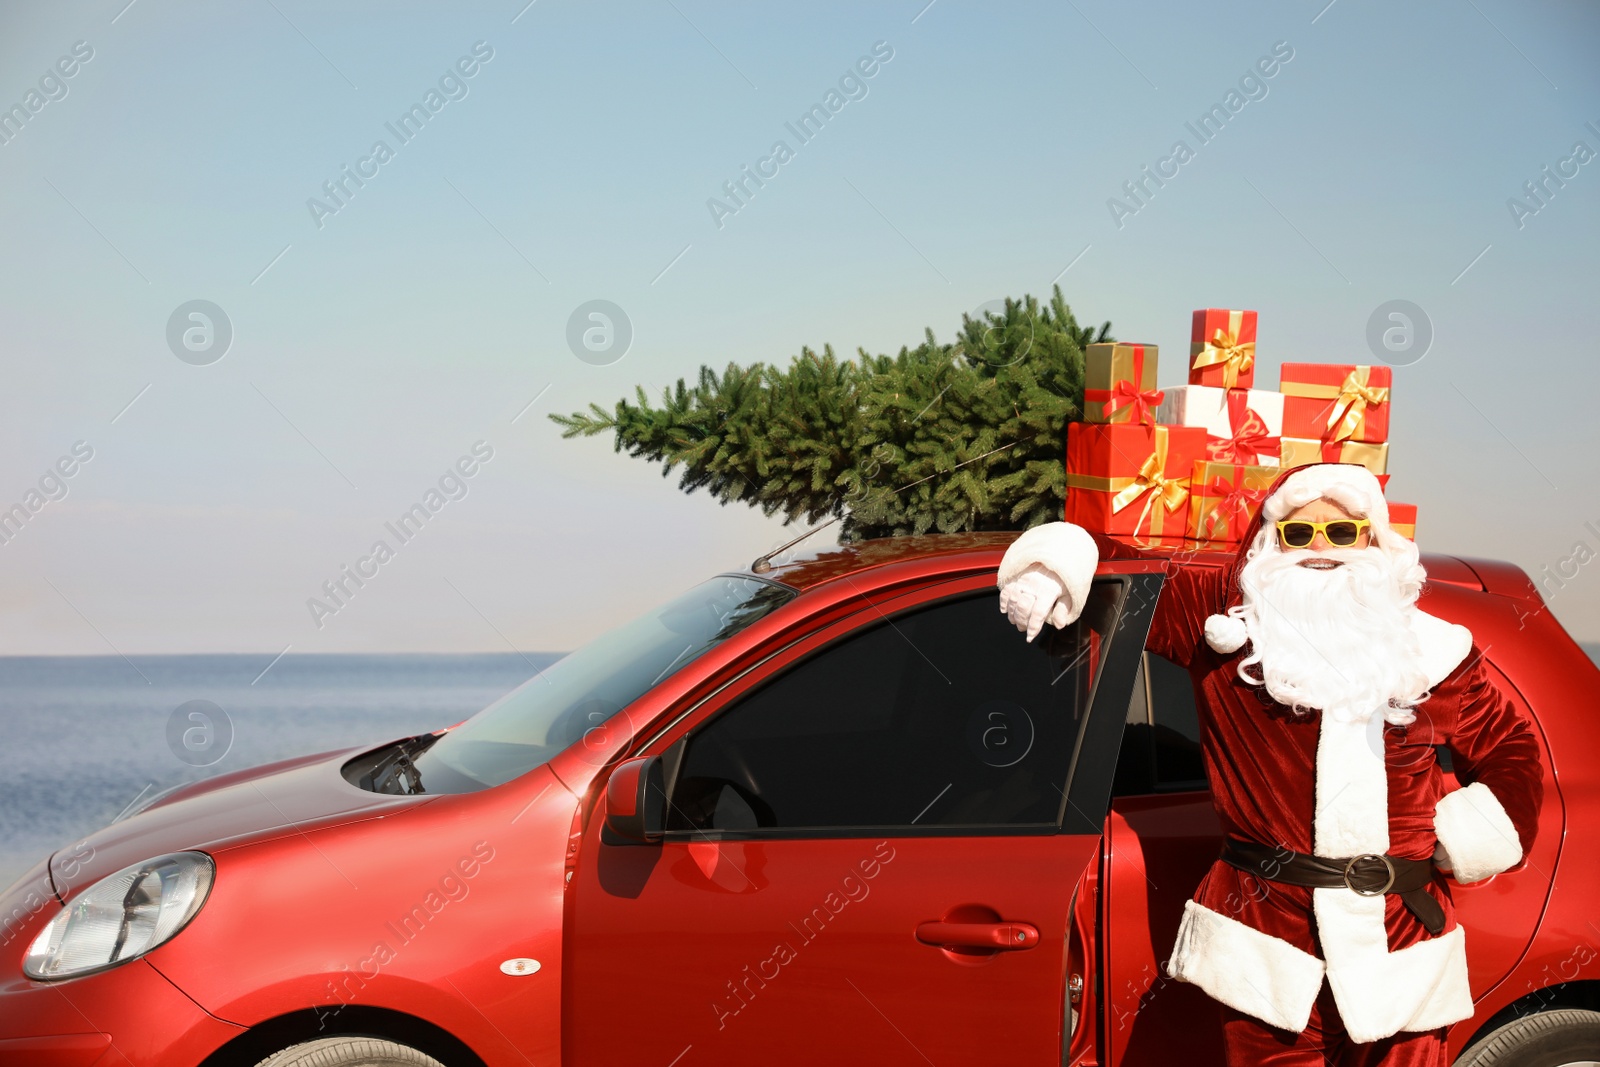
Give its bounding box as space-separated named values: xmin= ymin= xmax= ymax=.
xmin=916 ymin=920 xmax=1039 ymax=950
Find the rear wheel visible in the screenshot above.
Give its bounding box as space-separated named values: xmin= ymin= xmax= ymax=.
xmin=253 ymin=1037 xmax=449 ymax=1067
xmin=1455 ymin=1009 xmax=1600 ymax=1067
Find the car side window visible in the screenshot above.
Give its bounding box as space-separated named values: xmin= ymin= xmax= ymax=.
xmin=663 ymin=581 xmax=1124 ymax=835
xmin=1111 ymin=651 xmax=1208 ymax=796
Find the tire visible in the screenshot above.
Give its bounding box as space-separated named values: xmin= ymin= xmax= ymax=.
xmin=253 ymin=1037 xmax=449 ymax=1067
xmin=1455 ymin=1008 xmax=1600 ymax=1067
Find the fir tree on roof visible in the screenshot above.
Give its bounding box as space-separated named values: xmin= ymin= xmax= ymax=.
xmin=550 ymin=285 xmax=1110 ymax=541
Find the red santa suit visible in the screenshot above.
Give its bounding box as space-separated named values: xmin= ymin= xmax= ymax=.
xmin=999 ymin=463 xmax=1543 ymax=1063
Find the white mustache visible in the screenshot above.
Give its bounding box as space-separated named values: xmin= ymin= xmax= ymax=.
xmin=1235 ymin=542 xmax=1431 ymax=724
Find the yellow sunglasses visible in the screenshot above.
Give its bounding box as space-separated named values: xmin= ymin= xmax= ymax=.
xmin=1275 ymin=518 xmax=1371 ymax=548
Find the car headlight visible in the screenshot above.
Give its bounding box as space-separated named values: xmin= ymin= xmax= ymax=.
xmin=23 ymin=852 xmax=214 ymax=980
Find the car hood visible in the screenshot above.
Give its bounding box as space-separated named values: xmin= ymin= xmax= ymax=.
xmin=48 ymin=744 xmax=433 ymax=899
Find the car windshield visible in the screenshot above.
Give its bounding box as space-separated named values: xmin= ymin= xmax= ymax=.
xmin=403 ymin=575 xmax=796 ymax=792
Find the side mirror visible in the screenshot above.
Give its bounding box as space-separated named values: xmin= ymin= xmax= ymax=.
xmin=602 ymin=755 xmax=665 ymax=845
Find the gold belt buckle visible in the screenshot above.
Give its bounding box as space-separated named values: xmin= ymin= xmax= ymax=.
xmin=1344 ymin=853 xmax=1396 ymax=895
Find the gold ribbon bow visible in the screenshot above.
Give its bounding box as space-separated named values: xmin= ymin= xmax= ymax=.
xmin=1326 ymin=366 xmax=1390 ymax=443
xmin=1110 ymin=430 xmax=1191 ymax=536
xmin=1190 ymin=328 xmax=1256 ymax=389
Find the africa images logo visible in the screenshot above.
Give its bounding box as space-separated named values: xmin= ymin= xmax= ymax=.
xmin=306 ymin=441 xmax=494 ymax=628
xmin=705 ymin=41 xmax=895 ymax=230
xmin=0 ymin=40 xmax=94 ymax=148
xmin=306 ymin=42 xmax=495 ymax=229
xmin=710 ymin=841 xmax=896 ymax=1030
xmin=1106 ymin=40 xmax=1294 ymax=229
xmin=0 ymin=442 xmax=94 ymax=547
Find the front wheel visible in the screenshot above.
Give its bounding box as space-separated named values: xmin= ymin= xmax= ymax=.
xmin=1455 ymin=1008 xmax=1600 ymax=1067
xmin=254 ymin=1037 xmax=448 ymax=1067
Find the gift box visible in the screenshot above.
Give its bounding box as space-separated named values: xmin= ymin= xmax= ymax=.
xmin=1084 ymin=342 xmax=1162 ymax=425
xmin=1188 ymin=460 xmax=1279 ymax=542
xmin=1065 ymin=422 xmax=1206 ymax=536
xmin=1279 ymin=363 xmax=1391 ymax=444
xmin=1156 ymin=385 xmax=1283 ymax=467
xmin=1279 ymin=437 xmax=1389 ymax=476
xmin=1387 ymin=502 xmax=1417 ymax=541
xmin=1190 ymin=309 xmax=1258 ymax=389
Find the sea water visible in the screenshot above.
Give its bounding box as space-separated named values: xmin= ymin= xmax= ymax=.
xmin=0 ymin=653 xmax=554 ymax=888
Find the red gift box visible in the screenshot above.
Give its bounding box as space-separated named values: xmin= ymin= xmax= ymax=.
xmin=1190 ymin=308 xmax=1258 ymax=389
xmin=1280 ymin=363 xmax=1392 ymax=444
xmin=1387 ymin=502 xmax=1417 ymax=541
xmin=1065 ymin=422 xmax=1207 ymax=536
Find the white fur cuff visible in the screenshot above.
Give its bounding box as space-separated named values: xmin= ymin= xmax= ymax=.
xmin=997 ymin=522 xmax=1099 ymax=626
xmin=1166 ymin=899 xmax=1326 ymax=1033
xmin=1434 ymin=781 xmax=1523 ymax=884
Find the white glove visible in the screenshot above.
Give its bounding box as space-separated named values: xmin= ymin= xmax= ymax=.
xmin=999 ymin=564 xmax=1072 ymax=642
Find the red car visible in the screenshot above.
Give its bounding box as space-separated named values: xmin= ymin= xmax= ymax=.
xmin=1 ymin=532 xmax=1594 ymax=1066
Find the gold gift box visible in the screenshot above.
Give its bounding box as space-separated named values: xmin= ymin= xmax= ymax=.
xmin=1083 ymin=342 xmax=1160 ymax=424
xmin=1187 ymin=460 xmax=1279 ymax=541
xmin=1279 ymin=437 xmax=1388 ymax=476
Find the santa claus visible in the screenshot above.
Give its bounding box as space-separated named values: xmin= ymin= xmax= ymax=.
xmin=996 ymin=461 xmax=1544 ymax=1065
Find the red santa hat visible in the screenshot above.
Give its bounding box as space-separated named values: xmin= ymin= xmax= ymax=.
xmin=1202 ymin=461 xmax=1402 ymax=654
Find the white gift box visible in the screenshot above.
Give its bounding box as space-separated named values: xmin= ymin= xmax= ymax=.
xmin=1156 ymin=385 xmax=1284 ymax=466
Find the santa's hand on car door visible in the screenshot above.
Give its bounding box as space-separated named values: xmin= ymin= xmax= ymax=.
xmin=999 ymin=564 xmax=1072 ymax=642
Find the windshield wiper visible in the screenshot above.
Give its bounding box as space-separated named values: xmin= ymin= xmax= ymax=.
xmin=360 ymin=734 xmax=439 ymax=795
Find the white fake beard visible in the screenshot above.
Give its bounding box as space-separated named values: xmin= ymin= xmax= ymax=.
xmin=1233 ymin=545 xmax=1432 ymax=725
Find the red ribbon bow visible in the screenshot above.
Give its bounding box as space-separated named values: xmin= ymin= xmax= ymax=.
xmin=1205 ymin=390 xmax=1280 ymax=466
xmin=1202 ymin=473 xmax=1270 ymax=541
xmin=1102 ymin=378 xmax=1165 ymax=427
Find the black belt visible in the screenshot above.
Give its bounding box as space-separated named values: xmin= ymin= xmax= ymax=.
xmin=1221 ymin=837 xmax=1446 ymax=936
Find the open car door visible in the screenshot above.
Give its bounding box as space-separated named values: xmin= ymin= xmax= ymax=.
xmin=1099 ymin=648 xmax=1228 ymax=1067
xmin=565 ymin=570 xmax=1162 ymax=1066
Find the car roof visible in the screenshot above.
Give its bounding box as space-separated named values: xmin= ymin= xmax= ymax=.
xmin=742 ymin=529 xmax=1487 ymax=594
xmin=742 ymin=531 xmax=1229 ymax=591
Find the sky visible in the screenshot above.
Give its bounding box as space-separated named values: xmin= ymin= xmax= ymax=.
xmin=0 ymin=0 xmax=1595 ymax=658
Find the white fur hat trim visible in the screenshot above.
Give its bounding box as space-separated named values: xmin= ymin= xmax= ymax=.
xmin=1205 ymin=613 xmax=1249 ymax=653
xmin=1264 ymin=463 xmax=1389 ymax=526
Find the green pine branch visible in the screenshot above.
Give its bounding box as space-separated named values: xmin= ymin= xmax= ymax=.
xmin=549 ymin=285 xmax=1111 ymax=541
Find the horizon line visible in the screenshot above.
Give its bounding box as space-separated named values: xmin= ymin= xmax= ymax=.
xmin=0 ymin=649 xmax=571 ymax=660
